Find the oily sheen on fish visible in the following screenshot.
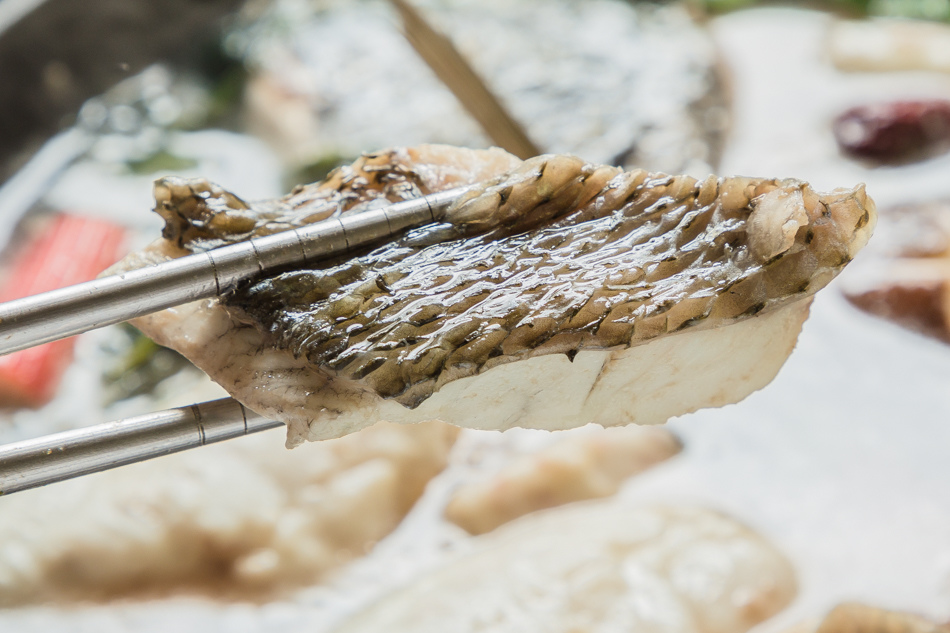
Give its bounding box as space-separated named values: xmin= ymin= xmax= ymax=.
xmin=107 ymin=145 xmax=875 ymax=445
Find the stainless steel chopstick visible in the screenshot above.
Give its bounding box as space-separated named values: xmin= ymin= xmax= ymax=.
xmin=0 ymin=398 xmax=282 ymax=495
xmin=0 ymin=186 xmax=469 ymax=357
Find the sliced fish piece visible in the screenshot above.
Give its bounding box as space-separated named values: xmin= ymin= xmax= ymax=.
xmin=0 ymin=417 xmax=458 ymax=605
xmin=444 ymin=425 xmax=682 ymax=535
xmin=333 ymin=502 xmax=797 ymax=633
xmin=786 ymin=603 xmax=949 ymax=633
xmin=841 ymin=199 xmax=950 ymax=343
xmin=107 ymin=144 xmax=875 ymax=444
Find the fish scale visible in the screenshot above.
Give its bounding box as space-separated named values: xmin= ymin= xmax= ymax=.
xmin=208 ymin=154 xmax=875 ymax=407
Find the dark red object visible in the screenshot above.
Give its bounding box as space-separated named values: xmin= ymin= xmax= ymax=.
xmin=0 ymin=214 xmax=126 ymax=408
xmin=846 ymin=281 xmax=950 ymax=345
xmin=833 ymin=100 xmax=950 ymax=165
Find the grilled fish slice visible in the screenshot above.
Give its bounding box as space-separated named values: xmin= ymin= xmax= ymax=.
xmin=107 ymin=145 xmax=875 ymax=445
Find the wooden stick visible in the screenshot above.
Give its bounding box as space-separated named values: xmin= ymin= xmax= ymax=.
xmin=390 ymin=0 xmax=541 ymax=160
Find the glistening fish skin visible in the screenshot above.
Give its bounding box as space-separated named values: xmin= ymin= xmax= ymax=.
xmin=110 ymin=145 xmax=873 ymax=442
xmin=224 ymin=153 xmax=875 ymax=408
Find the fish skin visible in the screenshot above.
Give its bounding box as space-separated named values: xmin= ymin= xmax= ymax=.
xmin=229 ymin=152 xmax=874 ymax=408
xmin=106 ymin=145 xmax=875 ymax=443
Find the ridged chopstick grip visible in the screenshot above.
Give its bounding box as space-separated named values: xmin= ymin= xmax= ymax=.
xmin=0 ymin=188 xmax=466 ymax=356
xmin=0 ymin=398 xmax=282 ymax=495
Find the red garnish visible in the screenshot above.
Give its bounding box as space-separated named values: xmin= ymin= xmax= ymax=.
xmin=834 ymin=100 xmax=950 ymax=165
xmin=0 ymin=214 xmax=127 ymax=408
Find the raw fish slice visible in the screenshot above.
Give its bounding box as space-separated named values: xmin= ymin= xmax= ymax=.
xmin=444 ymin=426 xmax=682 ymax=535
xmin=786 ymin=603 xmax=949 ymax=633
xmin=841 ymin=200 xmax=950 ymax=343
xmin=0 ymin=417 xmax=457 ymax=605
xmin=334 ymin=503 xmax=797 ymax=633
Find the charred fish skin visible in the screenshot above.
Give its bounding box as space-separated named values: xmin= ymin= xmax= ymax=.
xmin=227 ymin=154 xmax=875 ymax=410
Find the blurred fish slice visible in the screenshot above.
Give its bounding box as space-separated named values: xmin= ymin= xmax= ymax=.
xmin=388 ymin=0 xmax=542 ymax=159
xmin=0 ymin=214 xmax=126 ymax=408
xmin=445 ymin=426 xmax=683 ymax=535
xmin=802 ymin=603 xmax=950 ymax=633
xmin=841 ymin=200 xmax=950 ymax=343
xmin=829 ymin=18 xmax=950 ymax=73
xmin=334 ymin=503 xmax=797 ymax=633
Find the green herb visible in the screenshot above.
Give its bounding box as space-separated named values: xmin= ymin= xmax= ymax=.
xmin=689 ymin=0 xmax=950 ymax=20
xmin=102 ymin=325 xmax=192 ymax=404
xmin=126 ymin=150 xmax=198 ymax=175
xmin=285 ymin=153 xmax=351 ymax=190
xmin=204 ymin=65 xmax=249 ymax=129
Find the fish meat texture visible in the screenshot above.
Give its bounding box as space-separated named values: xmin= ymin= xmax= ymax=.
xmin=444 ymin=425 xmax=682 ymax=535
xmin=106 ymin=144 xmax=875 ymax=445
xmin=785 ymin=603 xmax=949 ymax=633
xmin=0 ymin=415 xmax=457 ymax=605
xmin=333 ymin=502 xmax=797 ymax=633
xmin=840 ymin=199 xmax=950 ymax=343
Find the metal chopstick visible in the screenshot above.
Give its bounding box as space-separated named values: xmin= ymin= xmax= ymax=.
xmin=0 ymin=186 xmax=469 ymax=357
xmin=0 ymin=187 xmax=471 ymax=493
xmin=0 ymin=398 xmax=282 ymax=495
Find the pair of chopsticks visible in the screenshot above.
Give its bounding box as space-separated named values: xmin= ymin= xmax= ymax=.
xmin=0 ymin=188 xmax=469 ymax=495
xmin=0 ymin=0 xmax=542 ymax=496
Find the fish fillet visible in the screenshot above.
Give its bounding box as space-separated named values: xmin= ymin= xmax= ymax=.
xmin=785 ymin=603 xmax=949 ymax=633
xmin=0 ymin=416 xmax=457 ymax=605
xmin=334 ymin=502 xmax=797 ymax=633
xmin=841 ymin=199 xmax=950 ymax=343
xmin=107 ymin=144 xmax=875 ymax=444
xmin=444 ymin=425 xmax=682 ymax=535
